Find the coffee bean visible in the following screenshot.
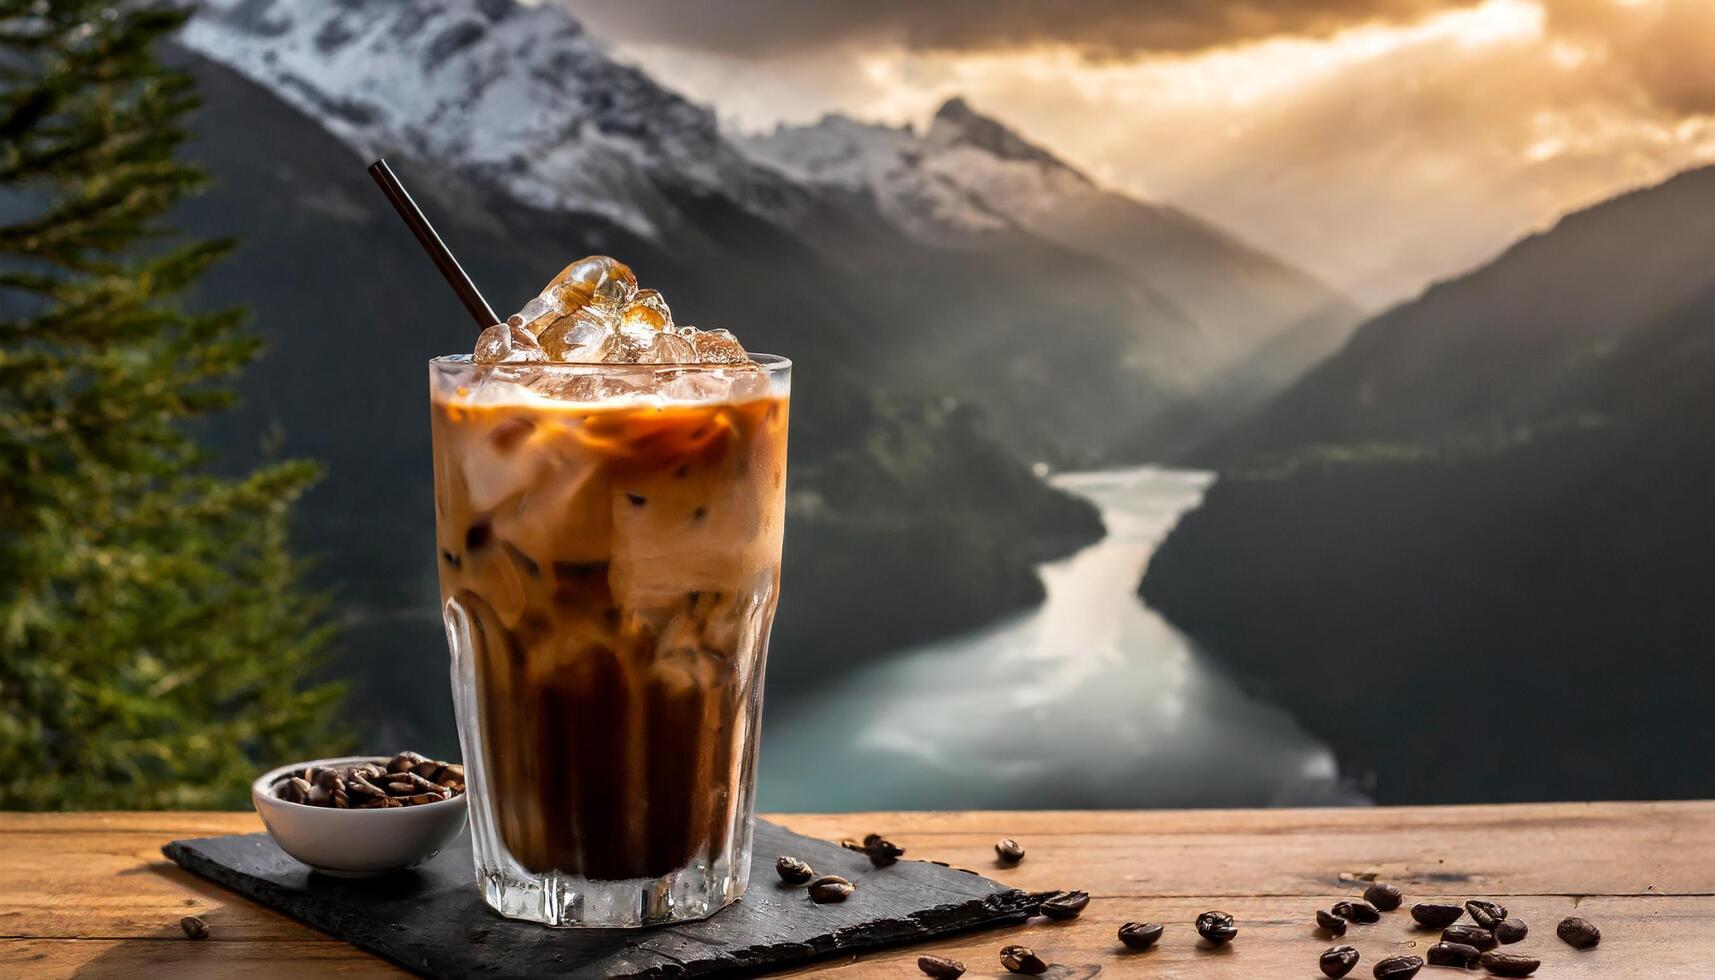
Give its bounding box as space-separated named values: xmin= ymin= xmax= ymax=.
xmin=1465 ymin=900 xmax=1508 ymax=929
xmin=1196 ymin=910 xmax=1237 ymax=944
xmin=917 ymin=954 xmax=966 ymax=978
xmin=179 ymin=915 xmax=209 ymax=940
xmin=385 ymin=771 xmax=440 ymax=796
xmin=999 ymin=945 xmax=1048 ymax=975
xmin=1557 ymin=915 xmax=1600 ymax=949
xmin=1333 ymin=899 xmax=1382 ymax=923
xmin=807 ymin=875 xmax=854 ymax=904
xmin=1364 ymin=882 xmax=1403 ymax=911
xmin=386 ymin=751 xmax=428 ymax=774
xmin=995 ymin=838 xmax=1026 ymax=865
xmin=775 ymin=856 xmax=813 ymax=885
xmin=346 ymin=772 xmax=386 ymax=800
xmin=1372 ymin=954 xmax=1424 ymax=979
xmin=277 ymin=776 xmax=313 ymax=804
xmin=1317 ymin=909 xmax=1349 ymax=935
xmin=1411 ymin=902 xmax=1465 ymax=928
xmin=1442 ymin=923 xmax=1497 ymax=951
xmin=1494 ymin=918 xmax=1528 ymax=944
xmin=1039 ymin=889 xmax=1090 ymax=921
xmin=1320 ymin=944 xmax=1360 ymax=978
xmin=1427 ymin=941 xmax=1482 ymax=968
xmin=1479 ymin=951 xmax=1540 ymax=977
xmin=1118 ymin=921 xmax=1164 ymax=950
xmin=860 ymin=833 xmax=905 ymax=867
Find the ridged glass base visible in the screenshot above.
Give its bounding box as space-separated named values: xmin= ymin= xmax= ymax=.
xmin=477 ymin=855 xmax=747 ymax=928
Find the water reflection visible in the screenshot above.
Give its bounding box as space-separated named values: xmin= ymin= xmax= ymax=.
xmin=758 ymin=467 xmax=1365 ymax=810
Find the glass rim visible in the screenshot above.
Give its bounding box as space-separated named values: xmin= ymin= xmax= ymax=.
xmin=429 ymin=352 xmax=791 ymax=375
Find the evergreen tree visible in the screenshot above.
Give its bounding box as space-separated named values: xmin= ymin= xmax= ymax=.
xmin=0 ymin=1 xmax=349 ymax=808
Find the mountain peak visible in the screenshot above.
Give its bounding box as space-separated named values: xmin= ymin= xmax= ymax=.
xmin=181 ymin=0 xmax=752 ymax=238
xmin=928 ymin=97 xmax=1086 ymax=181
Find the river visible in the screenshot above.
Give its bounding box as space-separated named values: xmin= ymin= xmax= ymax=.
xmin=756 ymin=466 xmax=1363 ymax=811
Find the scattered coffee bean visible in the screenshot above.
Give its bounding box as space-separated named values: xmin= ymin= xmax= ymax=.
xmin=1320 ymin=944 xmax=1361 ymax=978
xmin=1427 ymin=941 xmax=1482 ymax=968
xmin=1372 ymin=954 xmax=1424 ymax=979
xmin=995 ymin=838 xmax=1026 ymax=865
xmin=807 ymin=874 xmax=854 ymax=904
xmin=775 ymin=856 xmax=813 ymax=885
xmin=1494 ymin=918 xmax=1528 ymax=944
xmin=1479 ymin=951 xmax=1540 ymax=977
xmin=1000 ymin=944 xmax=1049 ymax=975
xmin=917 ymin=954 xmax=966 ymax=978
xmin=1443 ymin=924 xmax=1498 ymax=951
xmin=1411 ymin=902 xmax=1466 ymax=928
xmin=273 ymin=753 xmax=464 ymax=809
xmin=851 ymin=832 xmax=904 ymax=867
xmin=1333 ymin=899 xmax=1382 ymax=923
xmin=1039 ymin=890 xmax=1090 ymax=921
xmin=1118 ymin=921 xmax=1164 ymax=950
xmin=1557 ymin=915 xmax=1600 ymax=949
xmin=1365 ymin=882 xmax=1403 ymax=911
xmin=179 ymin=915 xmax=209 ymax=940
xmin=1317 ymin=909 xmax=1349 ymax=936
xmin=1196 ymin=910 xmax=1238 ymax=944
xmin=1466 ymin=900 xmax=1508 ymax=929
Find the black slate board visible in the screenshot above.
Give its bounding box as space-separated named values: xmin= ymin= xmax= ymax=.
xmin=164 ymin=820 xmax=1035 ymax=977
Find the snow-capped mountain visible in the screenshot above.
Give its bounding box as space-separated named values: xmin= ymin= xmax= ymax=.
xmin=747 ymin=98 xmax=1361 ymax=392
xmin=739 ymin=98 xmax=1093 ymax=244
xmin=182 ymin=0 xmax=768 ymax=237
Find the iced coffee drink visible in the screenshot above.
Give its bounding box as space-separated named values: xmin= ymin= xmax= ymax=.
xmin=430 ymin=257 xmax=789 ymax=927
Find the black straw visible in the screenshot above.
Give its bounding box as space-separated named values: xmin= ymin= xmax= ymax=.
xmin=366 ymin=158 xmax=498 ymax=330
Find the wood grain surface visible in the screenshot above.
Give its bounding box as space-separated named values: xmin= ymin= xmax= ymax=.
xmin=2 ymin=801 xmax=1707 ymax=977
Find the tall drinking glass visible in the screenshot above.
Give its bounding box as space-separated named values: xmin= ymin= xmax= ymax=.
xmin=429 ymin=354 xmax=790 ymax=927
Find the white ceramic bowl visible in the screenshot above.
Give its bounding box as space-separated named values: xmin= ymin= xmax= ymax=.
xmin=252 ymin=755 xmax=469 ymax=877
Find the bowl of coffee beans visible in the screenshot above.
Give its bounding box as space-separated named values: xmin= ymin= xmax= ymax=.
xmin=251 ymin=752 xmax=468 ymax=876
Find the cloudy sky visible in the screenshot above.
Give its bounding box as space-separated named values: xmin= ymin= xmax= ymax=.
xmin=560 ymin=0 xmax=1715 ymax=307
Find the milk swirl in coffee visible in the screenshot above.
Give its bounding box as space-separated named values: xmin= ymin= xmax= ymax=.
xmin=431 ymin=256 xmax=789 ymax=926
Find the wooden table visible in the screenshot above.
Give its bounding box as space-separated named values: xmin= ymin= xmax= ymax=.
xmin=2 ymin=802 xmax=1706 ymax=977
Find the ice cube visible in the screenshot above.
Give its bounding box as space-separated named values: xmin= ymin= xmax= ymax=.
xmin=657 ymin=370 xmax=732 ymax=402
xmin=643 ymin=331 xmax=696 ymax=364
xmin=597 ymin=327 xmax=649 ymax=363
xmin=537 ymin=307 xmax=612 ymax=362
xmin=615 ymin=306 xmax=661 ymax=352
xmin=510 ymin=295 xmax=558 ymax=333
xmin=473 ymin=321 xmax=545 ymax=364
xmin=622 ymin=289 xmax=672 ymax=331
xmin=542 ymin=255 xmax=636 ymax=314
xmin=691 ymin=327 xmax=751 ymax=365
xmin=527 ymin=371 xmax=640 ymax=403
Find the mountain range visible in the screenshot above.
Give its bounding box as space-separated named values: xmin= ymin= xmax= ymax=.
xmin=1142 ymin=164 xmax=1715 ymax=803
xmin=745 ymin=99 xmax=1362 ymax=448
xmin=181 ymin=0 xmax=1357 ymax=466
xmin=162 ymin=0 xmax=1361 ymax=750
